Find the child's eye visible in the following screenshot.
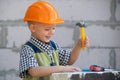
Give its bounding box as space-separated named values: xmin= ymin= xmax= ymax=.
xmin=44 ymin=26 xmax=55 ymax=31
xmin=53 ymin=27 xmax=55 ymax=30
xmin=45 ymin=29 xmax=50 ymax=31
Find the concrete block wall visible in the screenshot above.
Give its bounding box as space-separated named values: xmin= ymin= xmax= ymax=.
xmin=0 ymin=0 xmax=120 ymax=80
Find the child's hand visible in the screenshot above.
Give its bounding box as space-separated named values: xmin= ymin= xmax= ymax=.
xmin=61 ymin=66 xmax=81 ymax=72
xmin=79 ymin=36 xmax=89 ymax=49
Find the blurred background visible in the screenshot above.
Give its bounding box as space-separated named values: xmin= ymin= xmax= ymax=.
xmin=0 ymin=0 xmax=120 ymax=80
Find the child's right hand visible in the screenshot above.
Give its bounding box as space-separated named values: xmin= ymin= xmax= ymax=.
xmin=60 ymin=66 xmax=81 ymax=72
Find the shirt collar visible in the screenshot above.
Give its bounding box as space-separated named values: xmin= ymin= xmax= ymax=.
xmin=29 ymin=36 xmax=54 ymax=57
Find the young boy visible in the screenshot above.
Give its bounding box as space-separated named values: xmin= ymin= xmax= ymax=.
xmin=19 ymin=1 xmax=88 ymax=80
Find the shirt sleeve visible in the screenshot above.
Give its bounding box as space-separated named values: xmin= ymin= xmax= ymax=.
xmin=19 ymin=45 xmax=39 ymax=78
xmin=56 ymin=44 xmax=71 ymax=65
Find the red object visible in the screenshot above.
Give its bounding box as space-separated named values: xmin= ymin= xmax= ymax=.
xmin=90 ymin=65 xmax=105 ymax=71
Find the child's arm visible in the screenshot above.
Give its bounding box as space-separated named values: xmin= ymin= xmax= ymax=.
xmin=68 ymin=37 xmax=88 ymax=65
xmin=28 ymin=66 xmax=80 ymax=77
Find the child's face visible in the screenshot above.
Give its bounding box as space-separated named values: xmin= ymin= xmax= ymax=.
xmin=30 ymin=23 xmax=56 ymax=43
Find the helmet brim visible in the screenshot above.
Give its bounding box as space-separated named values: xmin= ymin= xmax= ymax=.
xmin=24 ymin=18 xmax=64 ymax=25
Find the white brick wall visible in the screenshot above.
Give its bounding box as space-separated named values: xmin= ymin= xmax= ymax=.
xmin=0 ymin=0 xmax=38 ymax=20
xmin=7 ymin=26 xmax=30 ymax=48
xmin=116 ymin=1 xmax=120 ymax=20
xmin=0 ymin=0 xmax=120 ymax=80
xmin=50 ymin=0 xmax=111 ymax=20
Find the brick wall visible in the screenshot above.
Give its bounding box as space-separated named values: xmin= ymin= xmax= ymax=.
xmin=0 ymin=0 xmax=120 ymax=80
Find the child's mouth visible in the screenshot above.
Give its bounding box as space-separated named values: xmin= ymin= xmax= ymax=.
xmin=46 ymin=36 xmax=51 ymax=40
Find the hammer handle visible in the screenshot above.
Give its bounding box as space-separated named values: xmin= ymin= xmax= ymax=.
xmin=80 ymin=27 xmax=86 ymax=49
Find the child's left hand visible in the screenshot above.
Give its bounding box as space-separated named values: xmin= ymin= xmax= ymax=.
xmin=79 ymin=36 xmax=89 ymax=49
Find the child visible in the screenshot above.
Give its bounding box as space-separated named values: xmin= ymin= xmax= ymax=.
xmin=19 ymin=1 xmax=88 ymax=80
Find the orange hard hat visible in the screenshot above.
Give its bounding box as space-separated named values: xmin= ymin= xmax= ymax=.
xmin=24 ymin=1 xmax=64 ymax=24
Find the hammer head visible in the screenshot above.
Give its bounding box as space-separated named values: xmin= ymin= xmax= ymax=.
xmin=76 ymin=21 xmax=86 ymax=27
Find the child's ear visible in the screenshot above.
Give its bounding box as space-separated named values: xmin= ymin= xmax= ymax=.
xmin=29 ymin=24 xmax=35 ymax=33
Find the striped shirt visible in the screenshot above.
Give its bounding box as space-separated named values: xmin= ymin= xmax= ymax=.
xmin=19 ymin=36 xmax=71 ymax=78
